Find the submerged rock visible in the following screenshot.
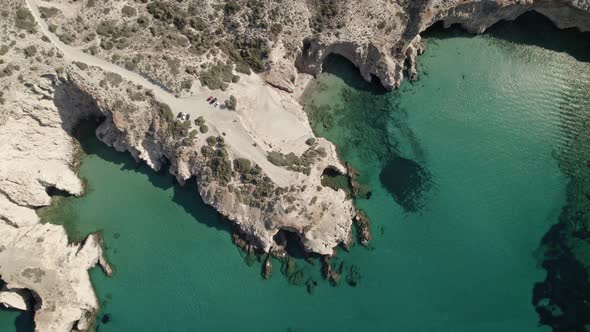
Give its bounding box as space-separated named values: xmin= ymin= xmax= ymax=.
xmin=379 ymin=156 xmax=431 ymax=213
xmin=353 ymin=210 xmax=372 ymax=247
xmin=345 ymin=265 xmax=361 ymax=287
xmin=306 ymin=278 xmax=318 ymax=295
xmin=262 ymin=254 xmax=273 ymax=279
xmin=288 ymin=270 xmax=306 ymax=286
xmin=322 ymin=256 xmax=341 ymax=286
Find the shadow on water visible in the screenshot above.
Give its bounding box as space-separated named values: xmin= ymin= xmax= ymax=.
xmin=0 ymin=279 xmax=35 ymax=332
xmin=70 ymin=119 xmax=232 ymax=235
xmin=171 ymin=177 xmax=231 ymax=233
xmin=423 ymin=11 xmax=590 ymax=63
xmin=321 ymin=55 xmax=388 ymax=95
xmin=0 ymin=308 xmax=34 ymax=332
xmin=532 ymin=218 xmax=590 ymax=332
xmin=379 ymin=156 xmax=431 ymax=213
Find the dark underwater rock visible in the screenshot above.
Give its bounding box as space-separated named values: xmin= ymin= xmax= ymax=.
xmin=379 ymin=156 xmax=431 ymax=213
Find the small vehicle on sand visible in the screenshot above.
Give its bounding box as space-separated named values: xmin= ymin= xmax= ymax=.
xmin=210 ymin=98 xmax=218 ymax=105
xmin=206 ymin=96 xmax=213 ymax=102
xmin=177 ymin=112 xmax=185 ymax=119
xmin=185 ymin=114 xmax=191 ymax=121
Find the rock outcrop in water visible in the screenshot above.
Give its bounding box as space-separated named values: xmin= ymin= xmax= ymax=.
xmin=1 ymin=0 xmax=590 ymax=330
xmin=0 ymin=226 xmax=112 ymax=331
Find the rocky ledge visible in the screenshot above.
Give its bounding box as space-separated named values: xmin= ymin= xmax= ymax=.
xmin=296 ymin=0 xmax=590 ymax=90
xmin=0 ymin=225 xmax=112 ymax=331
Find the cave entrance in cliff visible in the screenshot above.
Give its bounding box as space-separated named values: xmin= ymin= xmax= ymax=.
xmin=320 ymin=166 xmax=353 ymax=195
xmin=44 ymin=186 xmax=74 ymax=198
xmin=273 ymin=229 xmax=309 ymax=259
xmin=319 ymin=54 xmax=389 ymax=94
xmin=422 ymin=11 xmax=590 ymax=63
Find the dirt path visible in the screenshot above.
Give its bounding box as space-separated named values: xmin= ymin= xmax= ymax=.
xmin=25 ymin=0 xmax=309 ymax=187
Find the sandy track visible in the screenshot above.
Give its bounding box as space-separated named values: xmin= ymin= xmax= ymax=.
xmin=25 ymin=0 xmax=311 ymax=187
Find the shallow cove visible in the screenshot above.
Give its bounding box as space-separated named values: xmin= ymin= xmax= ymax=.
xmin=3 ymin=12 xmax=590 ymax=332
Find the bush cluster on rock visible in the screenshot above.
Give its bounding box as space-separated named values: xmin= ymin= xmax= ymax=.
xmin=39 ymin=6 xmax=60 ymax=19
xmin=73 ymin=61 xmax=88 ymax=70
xmin=15 ymin=7 xmax=36 ymax=33
xmin=232 ymin=162 xmax=276 ymax=208
xmin=194 ymin=116 xmax=205 ymax=126
xmin=23 ymin=45 xmax=36 ymax=58
xmin=96 ymin=20 xmax=134 ymax=50
xmin=199 ymin=61 xmax=234 ymax=90
xmin=311 ymin=0 xmax=342 ymax=32
xmin=225 ymin=95 xmax=237 ymax=110
xmin=121 ymin=5 xmax=137 ymax=18
xmin=267 ymin=146 xmax=326 ymax=175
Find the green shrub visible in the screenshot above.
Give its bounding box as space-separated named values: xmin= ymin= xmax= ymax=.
xmin=96 ymin=21 xmax=116 ymax=36
xmin=199 ymin=124 xmax=208 ymax=133
xmin=311 ymin=0 xmax=341 ymax=32
xmin=121 ymin=5 xmax=137 ymax=17
xmin=225 ymin=95 xmax=237 ymax=110
xmin=105 ymin=72 xmax=123 ymax=86
xmin=137 ymin=15 xmax=150 ymax=28
xmin=83 ymin=32 xmax=96 ymax=43
xmin=146 ymin=1 xmax=186 ymax=30
xmin=209 ymin=148 xmax=233 ymax=184
xmin=201 ymin=145 xmax=214 ymax=158
xmin=234 ymin=158 xmax=252 ymax=173
xmin=199 ymin=61 xmax=234 ymax=90
xmin=169 ymin=119 xmax=191 ymax=138
xmin=194 ymin=116 xmax=205 ymax=126
xmin=157 ymin=102 xmax=174 ymax=122
xmin=270 ymin=23 xmax=283 ymax=36
xmin=267 ymin=151 xmax=286 ymax=166
xmin=220 ymin=38 xmax=269 ymax=73
xmin=15 ymin=7 xmax=36 ymax=33
xmin=224 ymin=1 xmax=241 ymax=16
xmin=23 ymin=45 xmax=36 ymax=58
xmin=267 ymin=147 xmax=320 ymax=174
xmin=100 ymin=39 xmax=113 ymax=50
xmin=39 ymin=6 xmax=60 ymax=18
xmin=59 ymin=33 xmax=76 ymax=45
xmin=74 ymin=61 xmax=88 ymax=70
xmin=184 ymin=129 xmax=198 ymax=145
xmin=234 ymin=62 xmax=250 ymax=75
xmin=206 ymin=135 xmax=216 ymax=146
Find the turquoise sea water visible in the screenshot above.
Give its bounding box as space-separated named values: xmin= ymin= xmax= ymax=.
xmin=2 ymin=13 xmax=590 ymax=332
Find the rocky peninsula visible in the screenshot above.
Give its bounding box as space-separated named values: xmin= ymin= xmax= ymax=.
xmin=0 ymin=0 xmax=589 ymax=330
